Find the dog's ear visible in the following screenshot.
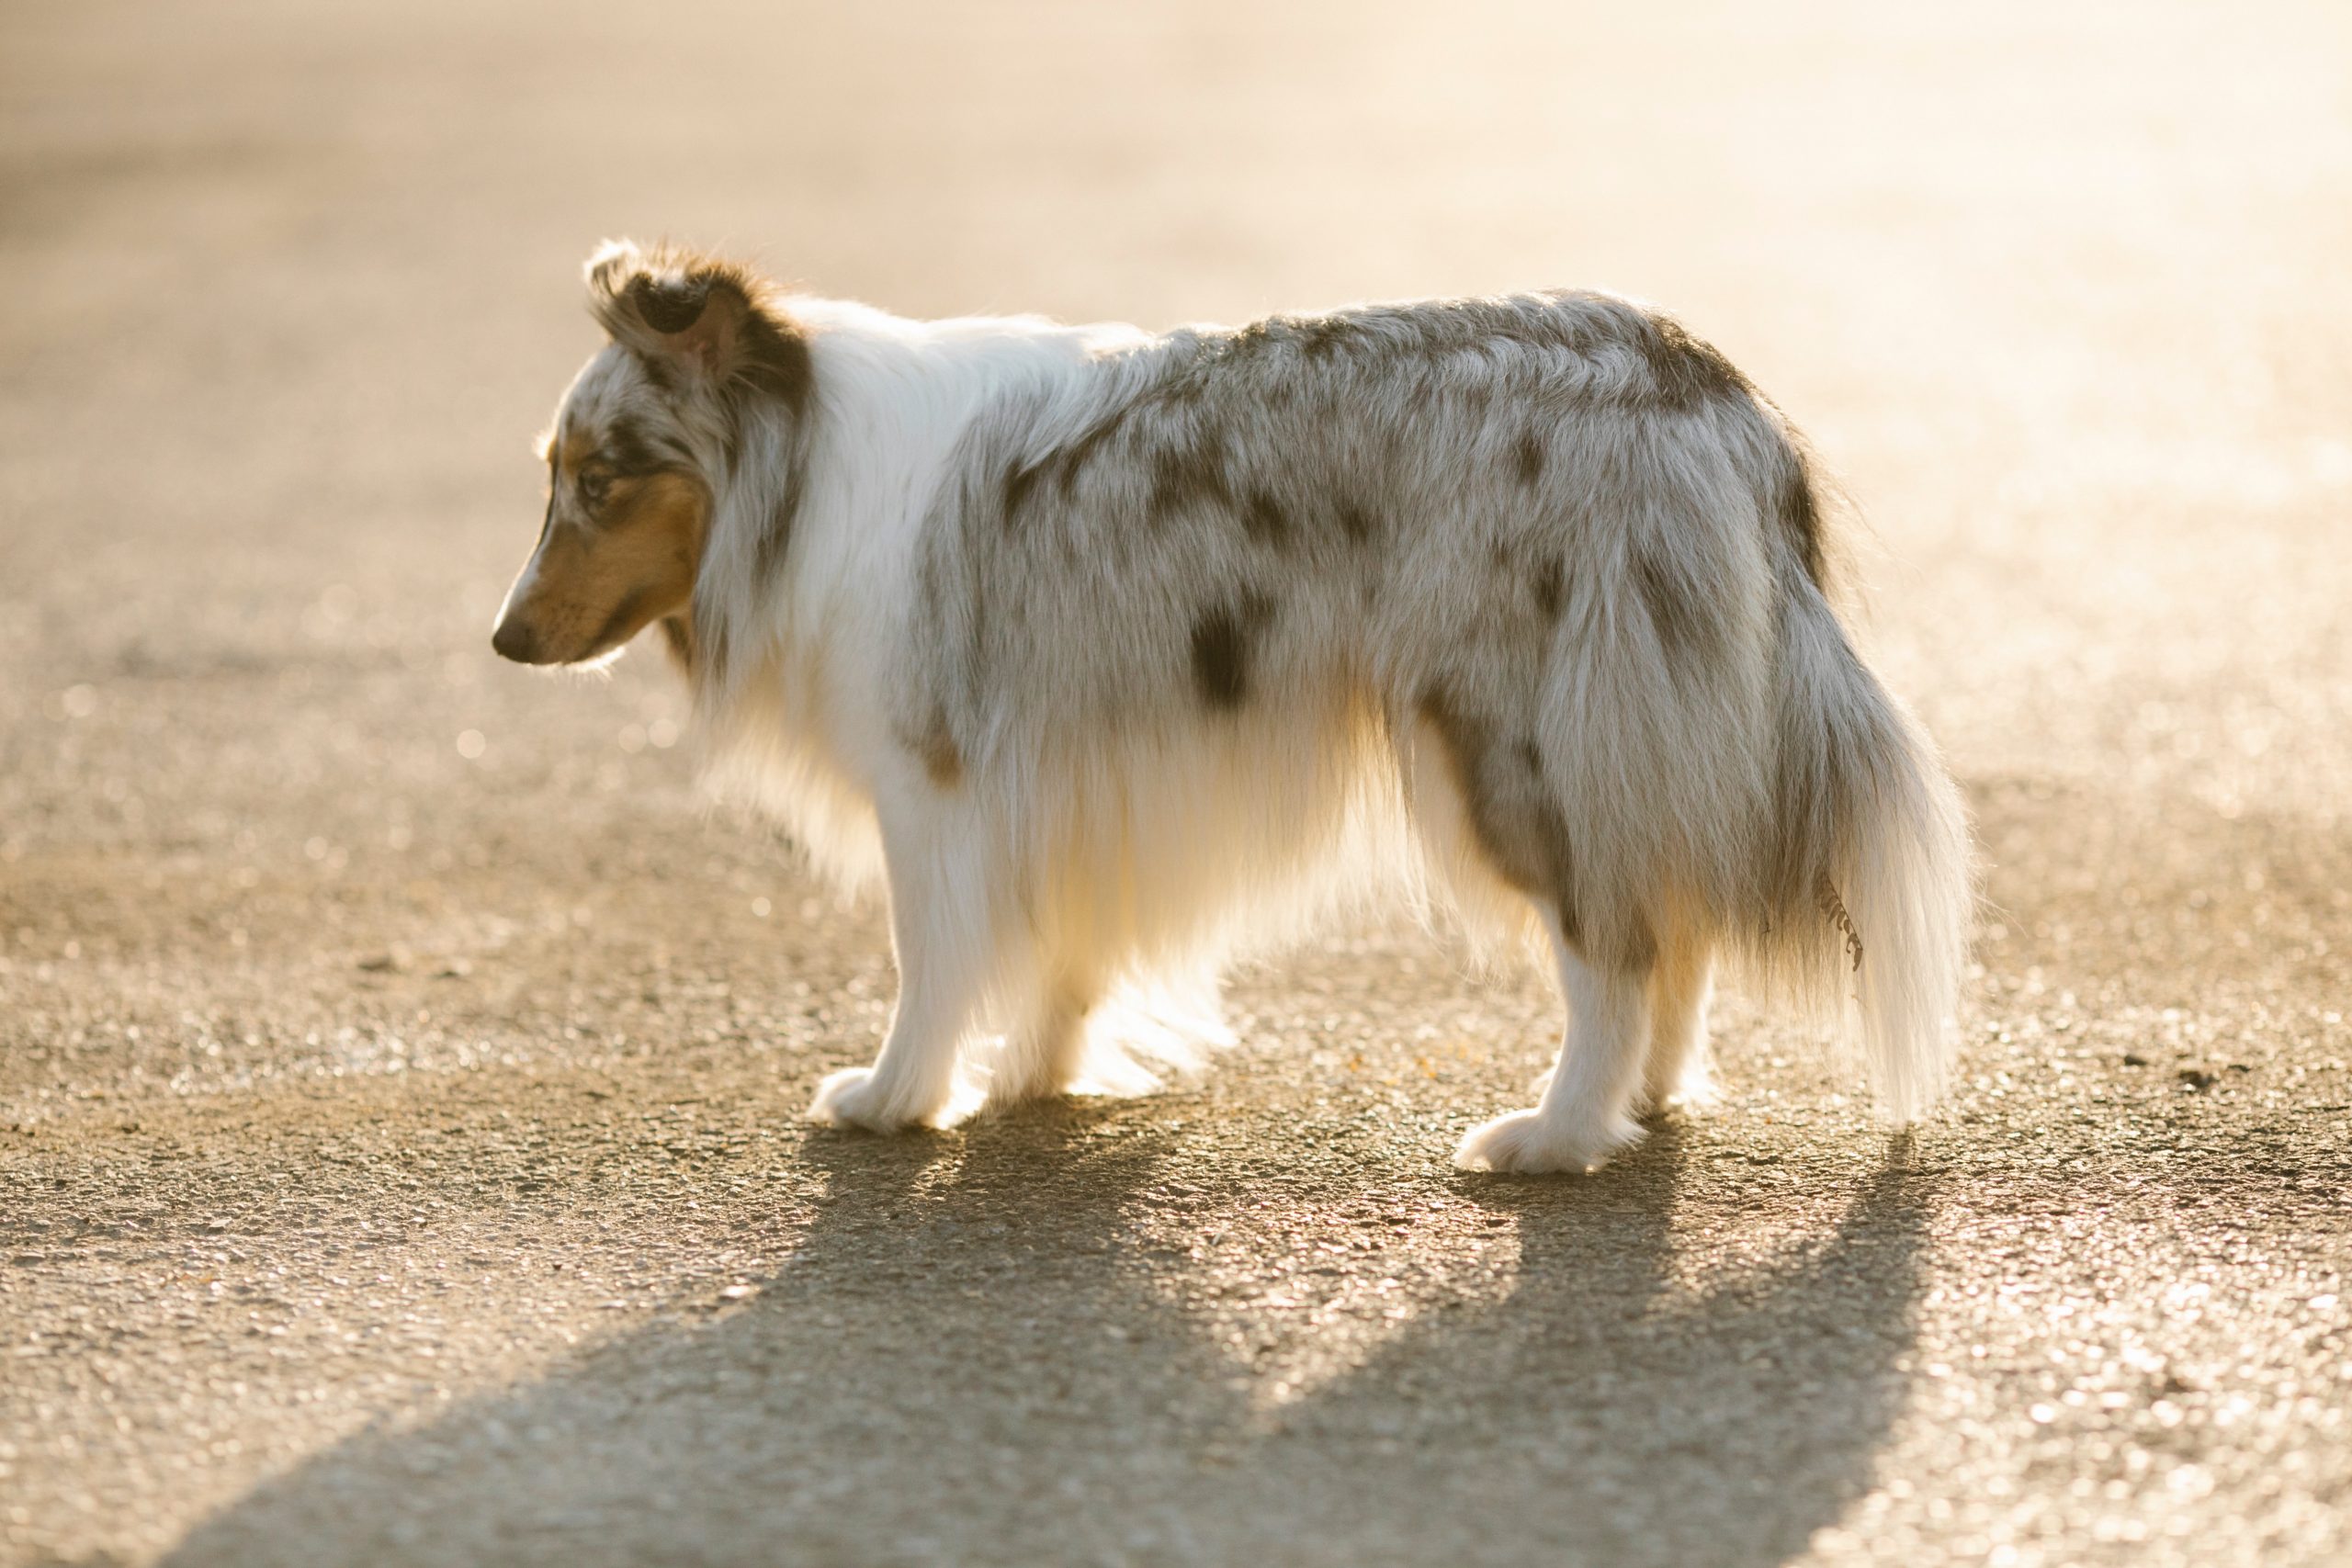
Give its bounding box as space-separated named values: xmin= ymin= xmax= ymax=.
xmin=584 ymin=240 xmax=810 ymax=408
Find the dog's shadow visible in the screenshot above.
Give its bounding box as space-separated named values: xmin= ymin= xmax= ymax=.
xmin=1228 ymin=1127 xmax=1936 ymax=1565
xmin=162 ymin=1112 xmax=1935 ymax=1568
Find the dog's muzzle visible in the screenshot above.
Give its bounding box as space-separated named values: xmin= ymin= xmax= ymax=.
xmin=491 ymin=618 xmax=546 ymax=664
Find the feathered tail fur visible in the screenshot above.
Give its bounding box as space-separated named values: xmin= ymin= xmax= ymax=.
xmin=1741 ymin=463 xmax=1972 ymax=1121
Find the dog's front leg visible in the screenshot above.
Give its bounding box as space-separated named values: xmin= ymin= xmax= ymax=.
xmin=807 ymin=812 xmax=997 ymax=1133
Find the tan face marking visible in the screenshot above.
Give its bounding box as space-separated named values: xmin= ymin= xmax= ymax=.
xmin=492 ymin=436 xmax=709 ymax=667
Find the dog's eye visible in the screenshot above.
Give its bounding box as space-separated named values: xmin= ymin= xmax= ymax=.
xmin=579 ymin=469 xmax=614 ymax=510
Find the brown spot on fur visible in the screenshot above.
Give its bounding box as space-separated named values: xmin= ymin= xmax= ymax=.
xmin=1334 ymin=499 xmax=1374 ymax=544
xmin=1532 ymin=554 xmax=1564 ymax=619
xmin=916 ymin=708 xmax=963 ymax=788
xmin=1240 ymin=489 xmax=1290 ymax=547
xmin=1148 ymin=433 xmax=1235 ymax=525
xmin=1190 ymin=595 xmax=1272 ymax=711
xmin=1487 ymin=540 xmax=1565 ymax=620
xmin=1514 ymin=429 xmax=1545 ymax=485
xmin=1631 ymin=539 xmax=1706 ymax=667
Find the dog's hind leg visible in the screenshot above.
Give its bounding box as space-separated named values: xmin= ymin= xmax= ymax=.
xmin=1641 ymin=915 xmax=1715 ymax=1113
xmin=808 ymin=815 xmax=1000 ymax=1133
xmin=1456 ymin=908 xmax=1654 ymax=1174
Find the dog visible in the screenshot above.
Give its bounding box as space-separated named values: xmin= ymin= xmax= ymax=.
xmin=492 ymin=240 xmax=1970 ymax=1174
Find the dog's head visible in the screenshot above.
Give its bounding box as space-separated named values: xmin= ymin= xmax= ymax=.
xmin=492 ymin=241 xmax=810 ymax=670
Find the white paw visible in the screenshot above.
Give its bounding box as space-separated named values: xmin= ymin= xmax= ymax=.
xmin=807 ymin=1066 xmax=930 ymax=1133
xmin=1650 ymin=1068 xmax=1719 ymax=1113
xmin=1453 ymin=1108 xmax=1645 ymax=1175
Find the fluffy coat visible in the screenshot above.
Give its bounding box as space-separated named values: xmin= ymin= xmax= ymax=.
xmin=514 ymin=243 xmax=1971 ymax=1173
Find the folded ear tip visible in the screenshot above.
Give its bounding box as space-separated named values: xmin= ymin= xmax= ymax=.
xmin=628 ymin=273 xmax=714 ymax=335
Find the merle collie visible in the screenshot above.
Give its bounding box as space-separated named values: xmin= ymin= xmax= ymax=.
xmin=492 ymin=241 xmax=1970 ymax=1173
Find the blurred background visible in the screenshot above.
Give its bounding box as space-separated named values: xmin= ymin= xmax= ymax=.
xmin=4 ymin=3 xmax=2349 ymax=1565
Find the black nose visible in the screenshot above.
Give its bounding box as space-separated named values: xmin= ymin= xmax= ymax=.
xmin=492 ymin=619 xmax=540 ymax=663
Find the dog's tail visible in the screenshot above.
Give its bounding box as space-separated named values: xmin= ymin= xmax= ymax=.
xmin=1746 ymin=460 xmax=1972 ymax=1122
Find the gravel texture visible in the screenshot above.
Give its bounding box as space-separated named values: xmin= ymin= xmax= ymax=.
xmin=3 ymin=1 xmax=2348 ymax=1564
